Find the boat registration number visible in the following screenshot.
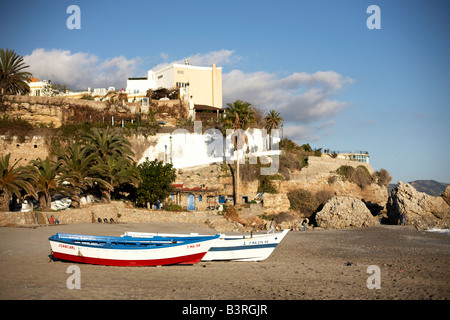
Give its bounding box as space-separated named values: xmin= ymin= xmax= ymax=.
xmin=58 ymin=244 xmax=75 ymax=250
xmin=244 ymin=240 xmax=269 ymax=246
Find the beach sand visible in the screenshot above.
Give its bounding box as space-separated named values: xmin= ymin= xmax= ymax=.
xmin=0 ymin=222 xmax=449 ymax=300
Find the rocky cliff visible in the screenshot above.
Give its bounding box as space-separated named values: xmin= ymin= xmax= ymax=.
xmin=1 ymin=95 xmax=108 ymax=128
xmin=276 ymin=156 xmax=388 ymax=212
xmin=386 ymin=181 xmax=450 ymax=230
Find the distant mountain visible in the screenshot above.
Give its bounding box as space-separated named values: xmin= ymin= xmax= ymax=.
xmin=388 ymin=180 xmax=450 ymax=196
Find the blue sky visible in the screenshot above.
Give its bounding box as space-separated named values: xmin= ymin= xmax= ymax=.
xmin=1 ymin=0 xmax=449 ymax=183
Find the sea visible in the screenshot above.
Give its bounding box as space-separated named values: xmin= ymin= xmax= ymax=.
xmin=425 ymin=228 xmax=450 ymax=235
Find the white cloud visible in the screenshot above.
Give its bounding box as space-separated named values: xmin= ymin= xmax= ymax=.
xmin=223 ymin=69 xmax=352 ymax=122
xmin=23 ymin=48 xmax=242 ymax=91
xmin=23 ymin=48 xmax=142 ymax=90
xmin=222 ymin=68 xmax=353 ymax=142
xmin=154 ymin=49 xmax=241 ymax=71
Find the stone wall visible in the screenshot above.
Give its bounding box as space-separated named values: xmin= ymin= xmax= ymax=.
xmin=0 ymin=136 xmax=49 ymax=166
xmin=0 ymin=202 xmax=246 ymax=232
xmin=0 ymin=211 xmax=36 ymax=226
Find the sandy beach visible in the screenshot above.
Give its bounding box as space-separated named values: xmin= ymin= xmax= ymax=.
xmin=0 ymin=222 xmax=449 ymax=300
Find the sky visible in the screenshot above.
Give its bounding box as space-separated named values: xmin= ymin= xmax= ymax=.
xmin=1 ymin=0 xmax=449 ymax=184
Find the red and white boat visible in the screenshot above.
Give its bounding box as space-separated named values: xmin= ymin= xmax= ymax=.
xmin=49 ymin=233 xmax=219 ymax=267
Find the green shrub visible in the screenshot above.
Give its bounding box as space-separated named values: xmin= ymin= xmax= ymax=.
xmin=336 ymin=165 xmax=355 ymax=179
xmin=288 ymin=188 xmax=334 ymax=218
xmin=257 ymin=175 xmax=278 ymax=194
xmin=166 ymin=203 xmax=183 ymax=211
xmin=0 ymin=116 xmax=34 ymax=141
xmin=335 ymin=165 xmax=374 ymax=189
xmin=375 ymin=168 xmax=392 ymax=187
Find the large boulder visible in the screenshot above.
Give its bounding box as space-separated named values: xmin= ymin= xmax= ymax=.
xmin=386 ymin=181 xmax=450 ymax=230
xmin=315 ymin=196 xmax=377 ymax=229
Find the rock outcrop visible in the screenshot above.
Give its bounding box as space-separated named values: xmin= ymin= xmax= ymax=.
xmin=442 ymin=186 xmax=450 ymax=207
xmin=315 ymin=196 xmax=377 ymax=229
xmin=386 ymin=181 xmax=450 ymax=230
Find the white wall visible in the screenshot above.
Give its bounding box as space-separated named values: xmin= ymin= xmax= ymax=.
xmin=137 ymin=123 xmax=281 ymax=171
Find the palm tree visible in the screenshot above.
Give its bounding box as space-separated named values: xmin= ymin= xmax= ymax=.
xmin=81 ymin=127 xmax=134 ymax=162
xmin=0 ymin=48 xmax=31 ymax=97
xmin=223 ymin=100 xmax=256 ymax=207
xmin=103 ymin=155 xmax=141 ymax=202
xmin=55 ymin=141 xmax=112 ymax=208
xmin=29 ymin=157 xmax=62 ymax=210
xmin=81 ymin=127 xmax=139 ymax=203
xmin=223 ymin=100 xmax=255 ymax=130
xmin=264 ymin=110 xmax=284 ymax=134
xmin=0 ymin=153 xmax=37 ymax=211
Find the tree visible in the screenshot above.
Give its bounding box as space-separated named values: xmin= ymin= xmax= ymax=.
xmin=29 ymin=157 xmax=62 ymax=210
xmin=223 ymin=100 xmax=255 ymax=130
xmin=223 ymin=100 xmax=255 ymax=207
xmin=264 ymin=110 xmax=284 ymax=134
xmin=0 ymin=48 xmax=31 ymax=97
xmin=376 ymin=169 xmax=392 ymax=188
xmin=135 ymin=158 xmax=176 ymax=209
xmin=103 ymin=155 xmax=140 ymax=202
xmin=55 ymin=141 xmax=112 ymax=208
xmin=81 ymin=127 xmax=134 ymax=162
xmin=0 ymin=153 xmax=37 ymax=211
xmin=81 ymin=127 xmax=138 ymax=203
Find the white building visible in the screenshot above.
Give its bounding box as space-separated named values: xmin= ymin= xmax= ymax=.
xmin=126 ymin=62 xmax=222 ymax=109
xmin=137 ymin=122 xmax=281 ymax=170
xmin=27 ymin=78 xmax=45 ymax=96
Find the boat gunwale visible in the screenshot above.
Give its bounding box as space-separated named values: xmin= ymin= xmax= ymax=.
xmin=49 ymin=233 xmax=219 ymax=250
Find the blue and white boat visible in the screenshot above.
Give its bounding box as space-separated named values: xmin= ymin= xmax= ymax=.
xmin=122 ymin=229 xmax=289 ymax=262
xmin=49 ymin=233 xmax=219 ymax=266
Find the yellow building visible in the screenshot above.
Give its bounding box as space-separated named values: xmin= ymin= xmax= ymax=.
xmin=126 ymin=62 xmax=223 ymax=109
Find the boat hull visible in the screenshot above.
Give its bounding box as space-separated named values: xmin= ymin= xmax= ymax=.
xmin=122 ymin=229 xmax=289 ymax=262
xmin=49 ymin=233 xmax=219 ymax=267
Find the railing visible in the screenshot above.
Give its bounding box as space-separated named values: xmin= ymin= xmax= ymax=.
xmin=324 ymin=150 xmax=369 ymax=155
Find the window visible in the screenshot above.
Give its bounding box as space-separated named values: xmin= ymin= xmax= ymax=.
xmin=199 ymin=195 xmax=202 ymax=202
xmin=177 ymin=70 xmax=184 ymax=74
xmin=158 ymin=75 xmax=163 ymax=79
xmin=142 ymin=97 xmax=149 ymax=107
xmin=176 ymin=82 xmax=188 ymax=88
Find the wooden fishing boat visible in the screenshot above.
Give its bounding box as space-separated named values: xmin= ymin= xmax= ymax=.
xmin=122 ymin=229 xmax=289 ymax=262
xmin=49 ymin=233 xmax=219 ymax=266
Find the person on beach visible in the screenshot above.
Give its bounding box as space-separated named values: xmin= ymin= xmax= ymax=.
xmin=50 ymin=215 xmax=60 ymax=225
xmin=400 ymin=210 xmax=406 ymax=225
